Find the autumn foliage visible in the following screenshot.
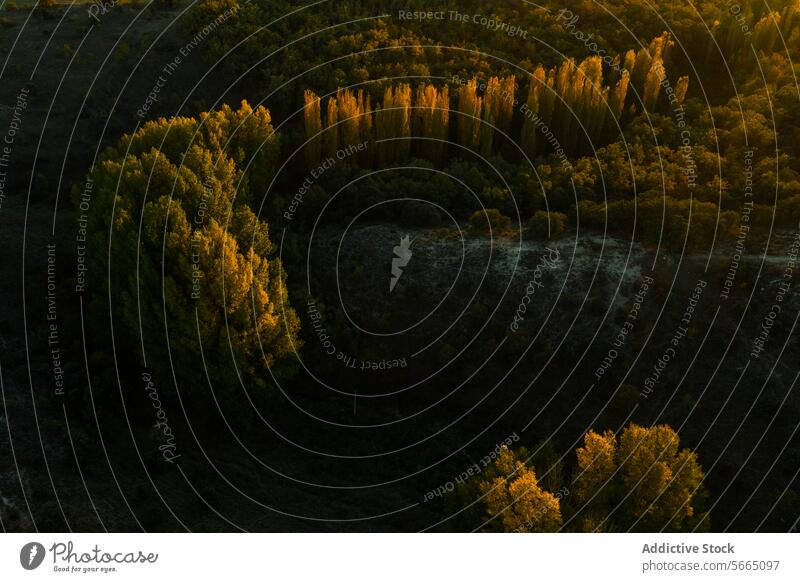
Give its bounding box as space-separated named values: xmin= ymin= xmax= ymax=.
xmin=302 ymin=35 xmax=686 ymax=168
xmin=573 ymin=424 xmax=707 ymax=532
xmin=479 ymin=445 xmax=563 ymax=533
xmin=82 ymin=101 xmax=300 ymax=415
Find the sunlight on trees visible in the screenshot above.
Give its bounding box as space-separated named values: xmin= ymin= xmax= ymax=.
xmin=81 ymin=101 xmax=300 ymax=413
xmin=480 ymin=445 xmax=563 ymax=532
xmin=573 ymin=424 xmax=708 ymax=532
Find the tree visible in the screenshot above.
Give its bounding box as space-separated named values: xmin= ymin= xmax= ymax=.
xmin=521 ymin=66 xmax=545 ymax=155
xmin=81 ymin=102 xmax=300 ymax=421
xmin=323 ymin=96 xmax=339 ymax=159
xmin=483 ymin=76 xmax=516 ymax=135
xmin=527 ymin=210 xmax=567 ymax=240
xmin=337 ymin=88 xmax=362 ymax=151
xmin=374 ymin=84 xmax=412 ymax=163
xmin=413 ymin=83 xmax=450 ymax=163
xmin=608 ymin=70 xmax=630 ymax=125
xmin=303 ymin=90 xmax=322 ymax=168
xmin=457 ymin=79 xmax=483 ymax=149
xmin=394 ymin=83 xmax=412 ymax=160
xmin=480 ymin=445 xmax=563 ymax=532
xmin=573 ymin=423 xmax=707 ymax=531
xmin=443 ymin=443 xmax=564 ymax=532
xmin=468 ymin=208 xmax=511 ymax=234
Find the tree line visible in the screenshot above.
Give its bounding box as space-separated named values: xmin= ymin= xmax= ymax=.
xmin=301 ymin=34 xmax=687 ymax=168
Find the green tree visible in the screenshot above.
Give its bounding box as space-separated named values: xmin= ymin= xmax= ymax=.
xmin=527 ymin=210 xmax=567 ymax=240
xmin=468 ymin=208 xmax=511 ymax=234
xmin=81 ymin=102 xmax=300 ymax=421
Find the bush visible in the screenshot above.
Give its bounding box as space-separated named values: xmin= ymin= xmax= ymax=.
xmin=527 ymin=210 xmax=567 ymax=240
xmin=468 ymin=208 xmax=511 ymax=234
xmin=399 ymin=202 xmax=443 ymax=228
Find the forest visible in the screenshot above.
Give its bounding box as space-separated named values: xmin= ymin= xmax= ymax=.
xmin=0 ymin=0 xmax=798 ymax=534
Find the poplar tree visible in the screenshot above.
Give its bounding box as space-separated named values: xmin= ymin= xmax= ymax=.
xmin=480 ymin=106 xmax=495 ymax=158
xmin=323 ymin=96 xmax=339 ymax=159
xmin=413 ymin=83 xmax=450 ymax=163
xmin=540 ymin=68 xmax=557 ymax=129
xmin=521 ymin=66 xmax=545 ymax=156
xmin=675 ymin=76 xmax=689 ymax=105
xmin=360 ymin=91 xmax=374 ymax=166
xmin=484 ymin=76 xmax=516 ymax=134
xmin=394 ymin=83 xmax=413 ymax=161
xmin=303 ymin=90 xmax=322 ymax=168
xmin=608 ymin=70 xmax=630 ymax=125
xmin=457 ymin=79 xmax=483 ymax=149
xmin=433 ymin=85 xmax=450 ymax=163
xmin=753 ymin=13 xmax=780 ymax=53
xmin=376 ymin=87 xmax=396 ymax=164
xmin=337 ymin=88 xmax=361 ymax=152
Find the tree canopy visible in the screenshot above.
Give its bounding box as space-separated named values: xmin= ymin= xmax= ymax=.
xmin=81 ymin=101 xmax=300 ymax=415
xmin=573 ymin=424 xmax=707 ymax=532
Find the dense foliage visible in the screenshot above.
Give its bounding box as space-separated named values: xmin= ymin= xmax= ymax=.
xmin=182 ymin=0 xmax=800 ymax=252
xmin=573 ymin=424 xmax=708 ymax=532
xmin=80 ymin=102 xmax=300 ymax=417
xmin=444 ymin=424 xmax=706 ymax=532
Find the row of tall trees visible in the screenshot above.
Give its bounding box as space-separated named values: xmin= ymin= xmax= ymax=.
xmin=305 ymin=84 xmax=447 ymax=165
xmin=520 ymin=57 xmax=626 ymax=158
xmin=713 ymin=0 xmax=800 ymax=64
xmin=375 ymin=85 xmax=412 ymax=165
xmin=302 ymin=38 xmax=687 ymax=167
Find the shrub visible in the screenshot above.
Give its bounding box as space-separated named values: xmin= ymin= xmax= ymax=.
xmin=527 ymin=210 xmax=567 ymax=240
xmin=468 ymin=208 xmax=511 ymax=234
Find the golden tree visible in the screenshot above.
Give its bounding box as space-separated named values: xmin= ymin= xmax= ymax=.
xmin=457 ymin=79 xmax=483 ymax=149
xmin=303 ymin=90 xmax=322 ymax=168
xmin=480 ymin=445 xmax=563 ymax=532
xmin=413 ymin=83 xmax=450 ymax=163
xmin=521 ymin=66 xmax=545 ymax=155
xmin=337 ymin=88 xmax=362 ymax=151
xmin=375 ymin=87 xmax=396 ymax=164
xmin=675 ymin=76 xmax=689 ymax=105
xmin=608 ymin=70 xmax=631 ymax=124
xmin=573 ymin=423 xmax=707 ymax=532
xmin=323 ymin=96 xmax=339 ymax=159
xmin=394 ymin=83 xmax=413 ymax=160
xmin=483 ymin=76 xmax=516 ymax=134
